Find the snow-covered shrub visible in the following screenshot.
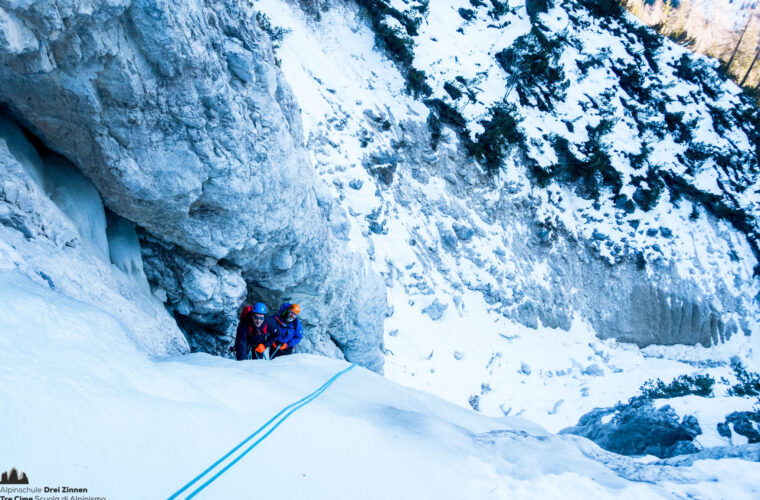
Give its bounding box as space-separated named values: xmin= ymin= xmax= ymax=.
xmin=443 ymin=81 xmax=463 ymax=100
xmin=495 ymin=28 xmax=569 ymax=112
xmin=705 ymin=103 xmax=731 ymax=136
xmin=465 ymin=103 xmax=524 ymax=174
xmin=353 ymin=0 xmax=430 ymax=96
xmin=425 ymin=98 xmax=467 ymax=129
xmin=296 ymin=0 xmax=330 ymax=20
xmin=355 ymin=0 xmax=425 ymax=36
xmin=427 ymin=113 xmax=442 ymax=150
xmin=487 ymin=0 xmax=510 ymax=19
xmin=663 ymin=111 xmax=696 ymax=144
xmin=526 ymin=0 xmax=553 ymax=23
xmin=406 ymin=68 xmax=432 ymax=98
xmin=458 ymin=8 xmax=476 ymax=22
xmin=548 ymin=119 xmax=622 ymax=200
xmin=631 ymin=166 xmax=665 ymax=211
xmin=256 ymin=12 xmax=291 ymax=48
xmin=731 ymin=97 xmax=760 ymax=163
xmin=632 ymin=374 xmax=716 ymax=403
xmin=728 ymin=360 xmax=760 ymax=398
xmin=425 ymin=98 xmax=467 ymax=149
xmin=626 ymin=21 xmax=663 ymax=71
xmin=454 ymin=76 xmax=477 ymax=102
xmin=576 ymin=49 xmax=610 ymax=74
xmin=576 ymin=0 xmax=625 ymax=20
xmin=672 ymin=54 xmax=722 ymax=100
xmin=612 ymin=59 xmax=659 ymax=104
xmin=373 ymin=20 xmax=415 ymax=65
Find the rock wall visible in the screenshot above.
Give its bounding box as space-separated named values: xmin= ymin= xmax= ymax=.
xmin=370 ymin=118 xmax=755 ymax=350
xmin=523 ymin=232 xmax=745 ymax=348
xmin=0 ymin=0 xmax=386 ymax=370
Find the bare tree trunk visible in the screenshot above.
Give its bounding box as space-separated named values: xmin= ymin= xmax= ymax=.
xmin=741 ymin=46 xmax=760 ymax=86
xmin=727 ymin=10 xmax=756 ymax=70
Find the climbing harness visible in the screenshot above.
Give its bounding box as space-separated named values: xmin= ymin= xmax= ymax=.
xmin=167 ymin=363 xmax=356 ymax=499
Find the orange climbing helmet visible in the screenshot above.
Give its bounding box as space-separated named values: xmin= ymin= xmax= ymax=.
xmin=278 ymin=302 xmax=301 ymax=317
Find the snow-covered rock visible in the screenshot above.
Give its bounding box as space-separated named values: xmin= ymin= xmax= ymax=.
xmin=561 ymin=403 xmax=702 ymax=458
xmin=141 ymin=236 xmax=247 ymax=354
xmin=0 ymin=0 xmax=386 ymax=369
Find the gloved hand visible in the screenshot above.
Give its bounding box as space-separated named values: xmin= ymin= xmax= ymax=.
xmin=279 ymin=343 xmax=288 ymax=350
xmin=255 ymin=344 xmax=266 ymax=354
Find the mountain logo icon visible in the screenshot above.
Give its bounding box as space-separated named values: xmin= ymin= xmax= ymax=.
xmin=0 ymin=467 xmax=29 ymax=484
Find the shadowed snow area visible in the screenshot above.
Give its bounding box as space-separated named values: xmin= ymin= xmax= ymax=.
xmin=2 ymin=272 xmax=759 ymax=499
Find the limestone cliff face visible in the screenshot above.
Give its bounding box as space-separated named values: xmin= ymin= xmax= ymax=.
xmin=0 ymin=0 xmax=386 ymax=370
xmin=364 ymin=123 xmax=753 ymax=350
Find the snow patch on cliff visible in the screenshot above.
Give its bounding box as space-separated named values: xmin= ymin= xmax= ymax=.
xmin=254 ymin=0 xmax=760 ymax=433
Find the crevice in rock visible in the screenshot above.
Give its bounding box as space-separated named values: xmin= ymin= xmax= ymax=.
xmin=139 ymin=231 xmax=248 ymax=355
xmin=174 ymin=312 xmax=232 ymax=356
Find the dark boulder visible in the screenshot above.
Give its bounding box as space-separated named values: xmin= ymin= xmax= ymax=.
xmin=718 ymin=411 xmax=760 ymax=444
xmin=561 ymin=402 xmax=702 ymax=458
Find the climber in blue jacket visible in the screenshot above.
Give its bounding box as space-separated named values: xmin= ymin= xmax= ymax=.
xmin=271 ymin=303 xmax=303 ymax=357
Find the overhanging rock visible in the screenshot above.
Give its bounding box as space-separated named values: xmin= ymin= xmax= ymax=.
xmin=0 ymin=0 xmax=386 ymax=370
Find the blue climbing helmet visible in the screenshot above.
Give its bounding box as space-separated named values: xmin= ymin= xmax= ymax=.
xmin=252 ymin=302 xmax=267 ymax=315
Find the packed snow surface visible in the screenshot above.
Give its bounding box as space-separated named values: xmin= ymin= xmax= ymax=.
xmin=2 ymin=271 xmax=760 ymax=499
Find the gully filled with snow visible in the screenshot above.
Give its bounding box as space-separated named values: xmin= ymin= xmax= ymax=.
xmin=1 ymin=0 xmax=760 ymax=497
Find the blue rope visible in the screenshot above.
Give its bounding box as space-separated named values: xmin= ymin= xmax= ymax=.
xmin=168 ymin=364 xmax=355 ymax=500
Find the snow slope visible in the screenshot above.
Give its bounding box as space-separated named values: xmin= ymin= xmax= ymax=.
xmin=2 ymin=270 xmax=759 ymax=499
